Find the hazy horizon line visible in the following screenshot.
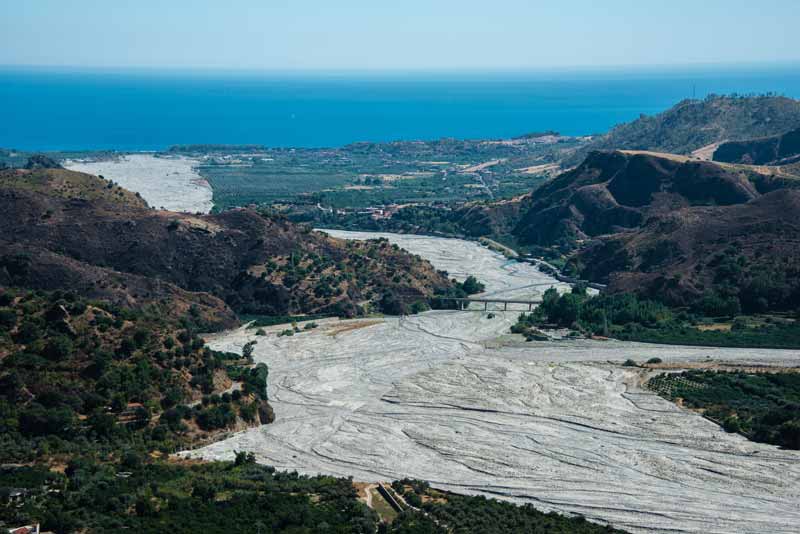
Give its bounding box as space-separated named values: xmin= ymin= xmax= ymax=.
xmin=2 ymin=59 xmax=799 ymax=78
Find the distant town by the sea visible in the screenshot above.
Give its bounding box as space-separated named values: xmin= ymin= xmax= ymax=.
xmin=2 ymin=63 xmax=800 ymax=151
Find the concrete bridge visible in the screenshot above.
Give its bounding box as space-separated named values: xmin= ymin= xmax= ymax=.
xmin=436 ymin=296 xmax=542 ymax=311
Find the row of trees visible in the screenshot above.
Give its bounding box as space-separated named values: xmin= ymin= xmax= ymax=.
xmin=388 ymin=478 xmax=627 ymax=534
xmin=514 ymin=286 xmax=672 ymax=336
xmin=513 ymin=285 xmax=800 ymax=348
xmin=2 ymin=458 xmax=379 ymax=533
xmin=649 ymin=370 xmax=800 ymax=449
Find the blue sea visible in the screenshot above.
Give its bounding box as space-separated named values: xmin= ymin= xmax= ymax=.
xmin=2 ymin=65 xmax=800 ymax=151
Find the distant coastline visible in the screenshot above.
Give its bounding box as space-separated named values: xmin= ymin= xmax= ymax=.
xmin=2 ymin=64 xmax=800 ymax=151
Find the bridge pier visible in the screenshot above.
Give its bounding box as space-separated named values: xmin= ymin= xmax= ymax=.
xmin=504 ymin=302 xmax=507 ymax=311
xmin=484 ymin=302 xmax=488 ymax=311
xmin=528 ymin=303 xmax=532 ymax=311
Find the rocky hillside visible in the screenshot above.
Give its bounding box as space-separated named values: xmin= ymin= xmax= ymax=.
xmin=512 ymin=150 xmax=776 ymax=250
xmin=713 ymin=127 xmax=800 ymax=165
xmin=578 ymin=189 xmax=800 ymax=312
xmin=0 ymin=166 xmax=148 ymax=206
xmin=568 ymin=95 xmax=800 ymax=164
xmin=446 ymin=149 xmax=800 ymax=312
xmin=450 ymin=194 xmax=529 ymax=239
xmin=0 ymin=167 xmax=453 ymax=328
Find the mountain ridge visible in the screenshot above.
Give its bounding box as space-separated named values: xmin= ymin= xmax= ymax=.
xmin=567 ymin=94 xmax=800 ymax=164
xmin=512 ymin=150 xmax=770 ymax=250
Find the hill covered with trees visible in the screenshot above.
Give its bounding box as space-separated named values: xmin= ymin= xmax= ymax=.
xmin=0 ymin=165 xmax=454 ymax=326
xmin=0 ymin=288 xmax=273 ymax=463
xmin=426 ymin=149 xmax=800 ymax=321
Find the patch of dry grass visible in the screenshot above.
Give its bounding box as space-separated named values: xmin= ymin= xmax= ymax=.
xmin=326 ymin=320 xmax=383 ymax=337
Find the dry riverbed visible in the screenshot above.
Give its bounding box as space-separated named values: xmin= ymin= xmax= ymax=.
xmin=182 ymin=230 xmax=800 ymax=534
xmin=65 ymin=154 xmax=213 ymax=213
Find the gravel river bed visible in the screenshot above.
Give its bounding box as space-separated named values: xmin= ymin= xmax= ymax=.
xmin=182 ymin=229 xmax=800 ymax=534
xmin=65 ymin=154 xmax=213 ymax=213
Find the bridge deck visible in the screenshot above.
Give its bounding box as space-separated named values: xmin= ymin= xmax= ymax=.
xmin=435 ymin=296 xmax=542 ymax=311
xmin=441 ymin=297 xmax=542 ymax=305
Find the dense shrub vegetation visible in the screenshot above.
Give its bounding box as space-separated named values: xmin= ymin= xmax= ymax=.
xmin=247 ymin=236 xmax=449 ymax=317
xmin=512 ymin=286 xmax=800 ymax=348
xmin=1 ymin=459 xmax=378 ymax=533
xmin=430 ymin=276 xmax=486 ymax=310
xmin=0 ymin=289 xmax=270 ymax=462
xmin=0 ymin=289 xmax=373 ymax=534
xmin=648 ymin=371 xmax=800 ymax=449
xmin=698 ymin=246 xmax=800 ymax=315
xmin=388 ymin=479 xmax=625 ymax=534
xmin=293 ymin=205 xmax=479 ymax=238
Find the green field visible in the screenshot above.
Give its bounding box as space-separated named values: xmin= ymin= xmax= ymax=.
xmin=179 ymin=137 xmax=580 ymax=210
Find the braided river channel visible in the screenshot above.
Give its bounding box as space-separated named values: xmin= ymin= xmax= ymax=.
xmin=182 ymin=230 xmax=800 ymax=534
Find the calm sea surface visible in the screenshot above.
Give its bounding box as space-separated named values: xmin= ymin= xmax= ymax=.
xmin=2 ymin=65 xmax=800 ymax=151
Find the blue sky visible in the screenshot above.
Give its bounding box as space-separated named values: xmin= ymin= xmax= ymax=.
xmin=2 ymin=0 xmax=798 ymax=71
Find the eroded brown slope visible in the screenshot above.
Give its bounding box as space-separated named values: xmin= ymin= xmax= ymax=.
xmin=578 ymin=190 xmax=800 ymax=310
xmin=713 ymin=127 xmax=800 ymax=166
xmin=446 ymin=150 xmax=800 ymax=312
xmin=512 ymin=150 xmax=765 ymax=249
